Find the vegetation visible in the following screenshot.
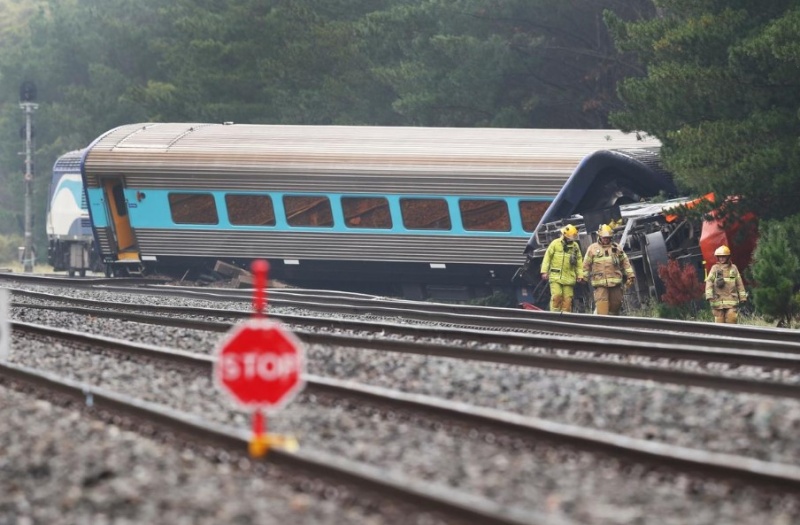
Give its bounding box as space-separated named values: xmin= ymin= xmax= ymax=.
xmin=751 ymin=216 xmax=800 ymax=327
xmin=0 ymin=233 xmax=24 ymax=264
xmin=0 ymin=1 xmax=797 ymax=322
xmin=605 ymin=0 xmax=800 ymax=223
xmin=656 ymin=259 xmax=705 ymax=319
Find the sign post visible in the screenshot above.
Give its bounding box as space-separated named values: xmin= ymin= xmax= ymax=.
xmin=214 ymin=261 xmax=305 ymax=457
xmin=0 ymin=289 xmax=9 ymax=361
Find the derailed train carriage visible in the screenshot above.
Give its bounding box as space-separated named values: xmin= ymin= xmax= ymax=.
xmin=521 ymin=194 xmax=759 ymax=312
xmin=79 ymin=122 xmax=676 ymax=301
xmin=519 ymin=198 xmax=701 ymax=311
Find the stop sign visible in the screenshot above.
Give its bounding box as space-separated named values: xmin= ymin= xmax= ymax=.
xmin=214 ymin=319 xmax=305 ymax=410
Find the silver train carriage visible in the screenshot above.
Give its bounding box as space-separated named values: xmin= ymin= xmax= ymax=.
xmin=80 ymin=122 xmax=675 ymax=300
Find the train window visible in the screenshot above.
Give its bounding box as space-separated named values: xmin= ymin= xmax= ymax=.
xmin=459 ymin=200 xmax=511 ymax=232
xmin=168 ymin=193 xmax=219 ymax=224
xmin=225 ymin=194 xmax=276 ymax=226
xmin=342 ymin=197 xmax=392 ymax=229
xmin=519 ymin=201 xmax=550 ymax=232
xmin=284 ymin=196 xmax=334 ymax=227
xmin=400 ymin=198 xmax=451 ymax=230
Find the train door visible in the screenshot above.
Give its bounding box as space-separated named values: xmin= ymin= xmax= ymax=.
xmin=102 ymin=179 xmax=139 ymax=261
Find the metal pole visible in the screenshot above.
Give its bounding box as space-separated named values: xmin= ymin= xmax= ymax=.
xmin=20 ymin=102 xmax=38 ymax=273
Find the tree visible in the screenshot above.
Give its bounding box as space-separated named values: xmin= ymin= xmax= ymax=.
xmin=0 ymin=0 xmax=171 ymax=251
xmin=752 ymin=217 xmax=800 ymax=326
xmin=153 ymin=0 xmax=402 ymax=125
xmin=605 ymin=1 xmax=800 ymax=221
xmin=363 ymin=0 xmax=656 ymax=128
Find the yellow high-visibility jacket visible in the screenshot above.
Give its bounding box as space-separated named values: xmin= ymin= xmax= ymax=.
xmin=541 ymin=238 xmax=584 ymax=285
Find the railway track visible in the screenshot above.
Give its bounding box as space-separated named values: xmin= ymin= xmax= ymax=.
xmin=109 ymin=282 xmax=799 ymax=343
xmin=1 ymin=361 xmax=537 ymax=525
xmin=7 ymin=323 xmax=800 ymax=502
xmin=1 ymin=272 xmax=796 ymax=345
xmin=9 ymin=288 xmax=800 ymax=398
xmin=3 ymin=275 xmax=800 ymax=523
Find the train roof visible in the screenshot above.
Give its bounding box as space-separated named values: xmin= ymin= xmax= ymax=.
xmin=83 ymin=122 xmax=659 ymax=180
xmin=53 ymin=149 xmax=83 ymax=171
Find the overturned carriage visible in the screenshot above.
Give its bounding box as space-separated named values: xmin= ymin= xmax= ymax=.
xmin=522 ymin=198 xmax=703 ymax=312
xmin=81 ymin=122 xmax=675 ymax=300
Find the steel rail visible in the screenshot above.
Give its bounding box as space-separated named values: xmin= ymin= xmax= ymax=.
xmin=91 ymin=284 xmax=800 ymax=348
xmin=10 ymin=288 xmax=800 ymax=357
xmin=0 ymin=272 xmax=167 ymax=287
xmin=12 ymin=318 xmax=800 ymax=400
xmin=0 ymin=272 xmax=798 ymax=344
xmin=12 ymin=291 xmax=800 ymax=369
xmin=0 ymin=361 xmax=542 ymax=525
xmin=7 ymin=334 xmax=800 ymax=494
xmin=126 ymin=283 xmax=800 ymax=344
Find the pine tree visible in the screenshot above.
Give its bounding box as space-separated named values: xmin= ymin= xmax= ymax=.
xmin=752 ymin=220 xmax=800 ymax=327
xmin=605 ymin=2 xmax=800 ymax=221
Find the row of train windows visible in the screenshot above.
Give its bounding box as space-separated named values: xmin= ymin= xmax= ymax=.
xmin=168 ymin=193 xmax=549 ymax=233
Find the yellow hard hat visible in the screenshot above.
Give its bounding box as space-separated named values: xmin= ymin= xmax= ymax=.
xmin=598 ymin=224 xmax=614 ymax=238
xmin=714 ymin=245 xmax=731 ymax=257
xmin=561 ymin=224 xmax=578 ymax=241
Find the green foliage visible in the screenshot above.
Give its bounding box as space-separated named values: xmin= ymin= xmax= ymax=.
xmin=467 ymin=291 xmax=516 ymax=308
xmin=0 ymin=233 xmax=24 ymax=264
xmin=655 ymin=300 xmax=712 ymax=321
xmin=751 ymin=216 xmax=800 ymax=327
xmin=365 ymin=0 xmax=656 ymax=128
xmin=605 ymin=1 xmax=800 ymax=221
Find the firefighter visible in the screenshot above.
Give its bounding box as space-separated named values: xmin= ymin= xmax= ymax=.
xmin=582 ymin=223 xmax=635 ymax=315
xmin=540 ymin=224 xmax=585 ymax=312
xmin=704 ymin=245 xmax=747 ymax=323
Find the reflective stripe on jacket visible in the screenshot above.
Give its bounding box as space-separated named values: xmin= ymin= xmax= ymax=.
xmin=705 ymin=263 xmax=747 ymax=308
xmin=541 ymin=238 xmax=584 ymax=285
xmin=582 ymin=242 xmax=634 ymax=288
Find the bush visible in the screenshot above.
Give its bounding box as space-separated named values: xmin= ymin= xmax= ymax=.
xmin=0 ymin=234 xmax=24 ymax=265
xmin=752 ymin=217 xmax=800 ymax=327
xmin=656 ymin=259 xmax=705 ymax=319
xmin=469 ymin=291 xmax=516 ymax=308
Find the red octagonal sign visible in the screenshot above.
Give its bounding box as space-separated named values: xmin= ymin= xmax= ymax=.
xmin=214 ymin=319 xmax=305 ymax=410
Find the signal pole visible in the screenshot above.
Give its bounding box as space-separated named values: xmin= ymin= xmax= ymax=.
xmin=19 ymin=81 xmax=38 ymax=273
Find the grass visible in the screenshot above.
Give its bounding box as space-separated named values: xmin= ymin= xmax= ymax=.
xmin=0 ymin=260 xmax=53 ymax=274
xmin=626 ymin=298 xmax=795 ymax=328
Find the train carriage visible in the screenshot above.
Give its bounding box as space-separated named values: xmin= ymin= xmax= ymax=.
xmin=80 ymin=122 xmax=675 ymax=300
xmin=46 ymin=150 xmax=100 ymax=276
